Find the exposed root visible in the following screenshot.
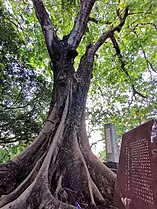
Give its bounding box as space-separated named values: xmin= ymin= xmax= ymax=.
xmin=0 ymin=96 xmax=70 ymax=208
xmin=0 ymin=153 xmax=45 ymax=208
xmin=37 ymin=93 xmax=69 ymax=181
xmin=54 ymin=175 xmax=63 ymax=198
xmin=0 ymin=179 xmax=36 ymax=209
xmin=38 ymin=183 xmax=77 ymax=209
xmin=72 ymin=129 xmax=108 ymax=207
xmin=0 ymin=104 xmax=60 ymax=197
xmin=80 ymin=116 xmax=116 ymax=203
xmin=74 ymin=132 xmax=95 ymax=205
xmin=0 ymin=94 xmax=117 ymax=209
xmin=12 ymin=103 xmax=58 ymax=165
xmin=91 ymin=179 xmax=104 ymax=203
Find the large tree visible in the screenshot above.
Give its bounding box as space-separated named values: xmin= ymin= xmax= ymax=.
xmin=0 ymin=0 xmax=156 ymax=208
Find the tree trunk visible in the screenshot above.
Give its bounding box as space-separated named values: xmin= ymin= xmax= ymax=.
xmin=0 ymin=45 xmax=116 ymax=209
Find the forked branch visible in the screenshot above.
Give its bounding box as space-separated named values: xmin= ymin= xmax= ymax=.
xmin=89 ymin=7 xmax=129 ymax=55
xmin=131 ymin=85 xmax=147 ymax=99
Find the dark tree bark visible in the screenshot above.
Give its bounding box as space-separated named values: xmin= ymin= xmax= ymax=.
xmin=0 ymin=1 xmax=128 ymax=208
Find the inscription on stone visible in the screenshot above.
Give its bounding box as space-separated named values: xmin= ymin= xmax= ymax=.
xmin=114 ymin=120 xmax=157 ymax=209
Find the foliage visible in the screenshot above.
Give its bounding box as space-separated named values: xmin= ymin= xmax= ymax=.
xmin=0 ymin=141 xmax=31 ymax=163
xmin=0 ymin=1 xmax=52 ymax=161
xmin=86 ymin=0 xmax=157 ymax=156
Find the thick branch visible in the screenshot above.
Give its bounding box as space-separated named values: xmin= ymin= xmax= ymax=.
xmin=89 ymin=7 xmax=129 ymax=55
xmin=76 ymin=51 xmax=94 ymax=92
xmin=32 ymin=0 xmax=60 ymax=59
xmin=67 ymin=0 xmax=96 ymax=49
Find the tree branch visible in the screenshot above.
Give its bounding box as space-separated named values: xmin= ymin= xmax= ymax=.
xmin=142 ymin=48 xmax=157 ymax=73
xmin=133 ymin=30 xmax=157 ymax=74
xmin=67 ymin=0 xmax=96 ymax=49
xmin=90 ymin=139 xmax=104 ymax=148
xmin=1 ymin=103 xmax=30 ymax=110
xmin=32 ymin=0 xmax=60 ymax=60
xmin=0 ymin=135 xmax=26 ymax=144
xmin=132 ymin=22 xmax=157 ymax=30
xmin=131 ymin=85 xmax=147 ymax=99
xmin=89 ymin=7 xmax=129 ymax=55
xmin=110 ymin=34 xmax=130 ymax=78
xmin=76 ymin=8 xmax=128 ymax=87
xmin=88 ymin=17 xmax=98 ymax=24
xmin=110 ymin=34 xmax=147 ymax=99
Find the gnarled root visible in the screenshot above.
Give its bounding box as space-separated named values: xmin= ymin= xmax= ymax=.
xmin=0 ymin=96 xmax=116 ymax=209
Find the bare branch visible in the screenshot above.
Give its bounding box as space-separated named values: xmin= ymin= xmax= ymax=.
xmin=1 ymin=103 xmax=30 ymax=110
xmin=129 ymin=11 xmax=152 ymax=16
xmin=110 ymin=34 xmax=147 ymax=99
xmin=67 ymin=0 xmax=96 ymax=49
xmin=132 ymin=22 xmax=157 ymax=30
xmin=132 ymin=85 xmax=147 ymax=99
xmin=88 ymin=17 xmax=98 ymax=24
xmin=90 ymin=139 xmax=104 ymax=148
xmin=32 ymin=0 xmax=60 ymax=60
xmin=142 ymin=48 xmax=157 ymax=73
xmin=0 ymin=134 xmax=29 ymax=144
xmin=133 ymin=31 xmax=157 ymax=74
xmin=110 ymin=34 xmax=130 ymax=78
xmin=89 ymin=7 xmax=129 ymax=55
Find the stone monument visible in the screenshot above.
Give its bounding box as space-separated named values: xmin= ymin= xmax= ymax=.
xmin=114 ymin=119 xmax=157 ymax=209
xmin=104 ymin=124 xmax=119 ymax=163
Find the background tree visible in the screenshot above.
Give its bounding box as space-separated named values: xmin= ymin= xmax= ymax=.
xmin=0 ymin=0 xmax=157 ymax=209
xmin=0 ymin=2 xmax=52 ymax=161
